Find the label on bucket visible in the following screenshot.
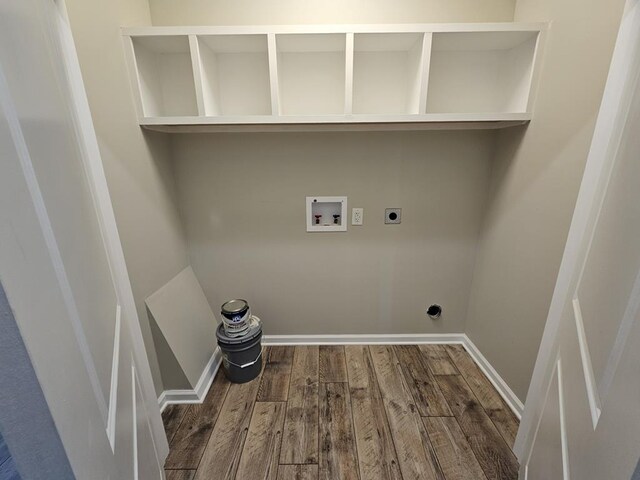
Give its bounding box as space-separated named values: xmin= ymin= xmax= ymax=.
xmin=222 ymin=349 xmax=263 ymax=369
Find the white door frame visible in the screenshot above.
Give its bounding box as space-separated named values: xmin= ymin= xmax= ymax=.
xmin=514 ymin=0 xmax=640 ymax=462
xmin=0 ymin=0 xmax=169 ymax=475
xmin=52 ymin=0 xmax=169 ymax=456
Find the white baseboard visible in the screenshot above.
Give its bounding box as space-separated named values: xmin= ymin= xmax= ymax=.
xmin=158 ymin=347 xmax=222 ymax=413
xmin=462 ymin=334 xmax=524 ymax=418
xmin=262 ymin=333 xmax=466 ymax=345
xmin=157 ymin=334 xmax=524 ymax=419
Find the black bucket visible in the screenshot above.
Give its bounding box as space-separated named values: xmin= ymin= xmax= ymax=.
xmin=216 ymin=322 xmax=263 ymax=383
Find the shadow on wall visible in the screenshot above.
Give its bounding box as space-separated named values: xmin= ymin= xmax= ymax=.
xmin=481 ymin=125 xmax=528 ymax=220
xmin=141 ymin=129 xmax=183 ymax=214
xmin=148 ymin=308 xmax=191 ymax=391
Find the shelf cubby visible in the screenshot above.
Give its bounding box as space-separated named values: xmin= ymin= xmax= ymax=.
xmin=276 ymin=34 xmax=347 ymax=115
xmin=426 ymin=31 xmax=539 ymax=114
xmin=194 ymin=35 xmax=272 ymax=116
xmin=352 ymin=33 xmax=427 ymax=114
xmin=130 ymin=35 xmax=198 ymax=117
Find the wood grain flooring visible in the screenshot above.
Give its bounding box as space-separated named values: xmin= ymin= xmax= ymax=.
xmin=444 ymin=345 xmax=520 ymax=448
xmin=280 ymin=346 xmax=319 ymax=465
xmin=319 ymin=382 xmax=359 ymax=480
xmin=345 ymin=346 xmax=401 ymax=480
xmin=258 ymin=346 xmax=294 ymax=402
xmin=163 ymin=344 xmax=519 ymax=480
xmin=165 ymin=373 xmax=230 ymax=469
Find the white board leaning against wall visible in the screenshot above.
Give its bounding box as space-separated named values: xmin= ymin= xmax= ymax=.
xmin=146 ymin=266 xmax=219 ymax=405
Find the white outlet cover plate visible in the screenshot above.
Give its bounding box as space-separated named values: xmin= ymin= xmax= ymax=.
xmin=352 ymin=208 xmax=363 ymax=225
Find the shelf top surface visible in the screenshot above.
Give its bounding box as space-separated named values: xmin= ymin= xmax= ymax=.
xmin=122 ymin=22 xmax=546 ymax=37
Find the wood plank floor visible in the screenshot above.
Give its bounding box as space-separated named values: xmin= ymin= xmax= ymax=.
xmin=162 ymin=344 xmax=519 ymax=480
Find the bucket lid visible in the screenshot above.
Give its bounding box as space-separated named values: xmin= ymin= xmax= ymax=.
xmin=216 ymin=320 xmax=262 ymax=345
xmin=221 ymin=299 xmax=248 ymax=314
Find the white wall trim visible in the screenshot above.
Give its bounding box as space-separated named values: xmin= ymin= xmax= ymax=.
xmin=521 ymin=356 xmax=565 ymax=480
xmin=557 ymin=357 xmax=571 ymax=480
xmin=131 ymin=364 xmax=138 ymax=480
xmin=262 ymin=333 xmax=466 ymax=345
xmin=106 ymin=304 xmax=122 ymax=451
xmin=461 ymin=335 xmax=524 ymax=418
xmin=157 ymin=334 xmax=523 ymax=419
xmin=158 ymin=348 xmax=222 ymax=412
xmin=572 ymin=298 xmax=602 ymax=428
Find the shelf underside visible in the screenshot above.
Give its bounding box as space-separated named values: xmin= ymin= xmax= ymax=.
xmin=140 ymin=114 xmax=530 ymax=133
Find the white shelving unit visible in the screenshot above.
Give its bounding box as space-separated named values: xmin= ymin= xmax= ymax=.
xmin=122 ymin=24 xmax=545 ymax=131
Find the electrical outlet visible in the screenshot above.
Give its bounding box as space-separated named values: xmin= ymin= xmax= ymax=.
xmin=352 ymin=208 xmax=363 ymax=226
xmin=385 ymin=208 xmax=402 ymax=224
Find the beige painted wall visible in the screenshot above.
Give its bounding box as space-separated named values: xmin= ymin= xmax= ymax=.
xmin=171 ymin=131 xmax=494 ymax=336
xmin=465 ymin=0 xmax=626 ymax=399
xmin=148 ymin=0 xmax=515 ymax=26
xmin=65 ymin=0 xmax=190 ymax=394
